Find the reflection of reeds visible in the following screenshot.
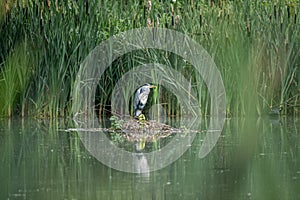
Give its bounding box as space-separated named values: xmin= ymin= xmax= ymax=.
xmin=0 ymin=1 xmax=299 ymax=118
xmin=0 ymin=114 xmax=299 ymax=198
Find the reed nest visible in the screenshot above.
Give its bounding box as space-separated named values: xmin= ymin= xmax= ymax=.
xmin=64 ymin=117 xmax=198 ymax=142
xmin=119 ymin=118 xmax=187 ymax=142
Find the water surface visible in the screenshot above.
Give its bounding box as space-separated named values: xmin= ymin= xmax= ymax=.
xmin=0 ymin=117 xmax=299 ymax=199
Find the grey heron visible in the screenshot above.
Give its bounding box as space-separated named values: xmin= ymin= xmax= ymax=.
xmin=134 ymin=83 xmax=156 ymax=118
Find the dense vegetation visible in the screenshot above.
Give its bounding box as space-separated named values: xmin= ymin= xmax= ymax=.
xmin=0 ymin=0 xmax=299 ymax=118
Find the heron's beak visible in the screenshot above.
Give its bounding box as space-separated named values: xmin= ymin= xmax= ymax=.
xmin=148 ymin=85 xmax=157 ymax=89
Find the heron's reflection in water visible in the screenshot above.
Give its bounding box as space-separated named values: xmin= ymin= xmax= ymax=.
xmin=134 ymin=141 xmax=150 ymax=178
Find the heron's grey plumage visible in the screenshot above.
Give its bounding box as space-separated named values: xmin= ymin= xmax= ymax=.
xmin=134 ymin=84 xmax=155 ymax=117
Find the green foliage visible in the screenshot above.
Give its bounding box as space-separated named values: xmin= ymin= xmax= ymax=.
xmin=0 ymin=40 xmax=32 ymax=117
xmin=109 ymin=115 xmax=124 ymax=130
xmin=0 ymin=0 xmax=299 ymax=118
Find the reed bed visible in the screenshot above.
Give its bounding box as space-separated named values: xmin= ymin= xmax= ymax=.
xmin=0 ymin=0 xmax=299 ymax=118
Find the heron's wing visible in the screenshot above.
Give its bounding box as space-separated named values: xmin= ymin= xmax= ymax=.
xmin=138 ymin=92 xmax=149 ymax=105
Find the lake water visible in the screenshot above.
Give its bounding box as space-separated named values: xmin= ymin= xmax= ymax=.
xmin=0 ymin=117 xmax=299 ymax=199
